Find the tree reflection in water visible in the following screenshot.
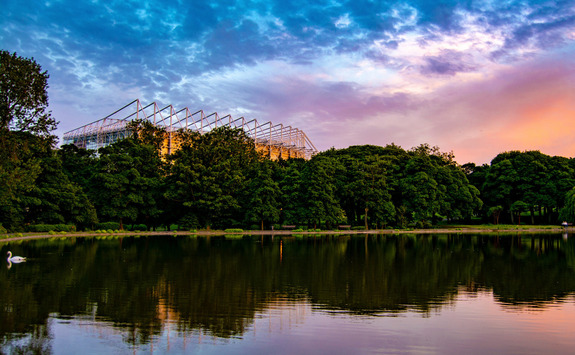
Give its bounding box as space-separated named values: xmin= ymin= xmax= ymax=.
xmin=1 ymin=233 xmax=574 ymax=352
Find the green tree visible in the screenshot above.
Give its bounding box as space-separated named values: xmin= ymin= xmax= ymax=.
xmin=321 ymin=144 xmax=407 ymax=228
xmin=488 ymin=205 xmax=503 ymax=224
xmin=91 ymin=135 xmax=165 ymax=230
xmin=58 ymin=143 xmax=97 ymax=189
xmin=482 ymin=158 xmax=519 ymax=223
xmin=277 ymin=158 xmax=307 ymax=226
xmin=245 ymin=160 xmax=281 ymax=230
xmin=165 ymin=127 xmax=261 ymax=229
xmin=25 ymin=150 xmax=97 ymax=228
xmin=300 ymin=155 xmax=343 ymax=229
xmin=400 ymin=152 xmax=440 ymax=226
xmin=0 ymin=52 xmax=58 ymax=231
xmin=483 ymin=151 xmax=573 ymax=224
xmin=560 ymin=188 xmax=575 ymax=223
xmin=0 ymin=131 xmax=44 ymax=230
xmin=0 ymin=50 xmax=57 ymax=136
xmin=542 ymin=156 xmax=575 ymax=223
xmin=510 ymin=200 xmax=530 ymax=225
xmin=435 ymin=163 xmax=482 ymax=222
xmin=349 ymin=156 xmax=395 ymax=229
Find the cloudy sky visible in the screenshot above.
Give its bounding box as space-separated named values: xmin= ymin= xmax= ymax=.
xmin=2 ymin=0 xmax=575 ymax=164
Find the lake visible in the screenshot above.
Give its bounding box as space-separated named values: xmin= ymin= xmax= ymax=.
xmin=2 ymin=233 xmax=575 ymax=354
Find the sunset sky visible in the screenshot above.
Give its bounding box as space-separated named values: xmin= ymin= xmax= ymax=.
xmin=2 ymin=0 xmax=574 ymax=164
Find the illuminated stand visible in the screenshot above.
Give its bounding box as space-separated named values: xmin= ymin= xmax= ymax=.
xmin=63 ymin=99 xmax=318 ymax=159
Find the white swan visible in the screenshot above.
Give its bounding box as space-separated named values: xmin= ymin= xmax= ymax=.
xmin=7 ymin=251 xmax=26 ymax=263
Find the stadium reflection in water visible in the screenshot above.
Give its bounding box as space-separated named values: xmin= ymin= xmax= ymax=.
xmin=2 ymin=233 xmax=575 ymax=354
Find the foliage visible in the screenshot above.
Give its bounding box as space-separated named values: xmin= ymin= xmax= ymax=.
xmin=128 ymin=224 xmax=148 ymax=231
xmin=277 ymin=158 xmax=306 ymax=225
xmin=95 ymin=222 xmax=121 ymax=231
xmin=0 ymin=50 xmax=57 ymax=136
xmin=477 ymin=151 xmax=575 ymax=224
xmin=0 ymin=131 xmax=45 ymax=230
xmin=25 ymin=148 xmax=97 ymax=228
xmin=26 ymin=224 xmax=76 ymax=232
xmin=165 ymin=126 xmax=261 ymax=229
xmin=299 ymin=155 xmax=344 ymax=229
xmin=224 ymin=229 xmax=244 ymax=233
xmin=487 ymin=206 xmax=503 ymax=225
xmin=559 ymin=188 xmax=575 ymax=223
xmin=90 ymin=135 xmax=165 ymax=230
xmin=244 ymin=160 xmax=281 ymax=230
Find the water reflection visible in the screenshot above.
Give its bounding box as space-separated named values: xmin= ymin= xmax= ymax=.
xmin=1 ymin=233 xmax=575 ymax=353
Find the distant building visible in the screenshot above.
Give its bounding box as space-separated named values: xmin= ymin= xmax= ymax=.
xmin=63 ymin=99 xmax=318 ymax=160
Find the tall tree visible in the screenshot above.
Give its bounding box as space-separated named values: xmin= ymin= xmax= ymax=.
xmin=165 ymin=127 xmax=261 ymax=229
xmin=300 ymin=155 xmax=343 ymax=229
xmin=26 ymin=150 xmax=97 ymax=228
xmin=0 ymin=131 xmax=44 ymax=230
xmin=0 ymin=50 xmax=57 ymax=136
xmin=244 ymin=160 xmax=281 ymax=230
xmin=348 ymin=156 xmax=395 ymax=229
xmin=91 ymin=135 xmax=165 ymax=230
xmin=277 ymin=158 xmax=307 ymax=226
xmin=560 ymin=188 xmax=575 ymax=223
xmin=483 ymin=151 xmax=573 ymax=224
xmin=0 ymin=51 xmax=57 ymax=231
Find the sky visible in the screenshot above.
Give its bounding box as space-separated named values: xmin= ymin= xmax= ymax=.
xmin=2 ymin=0 xmax=575 ymax=164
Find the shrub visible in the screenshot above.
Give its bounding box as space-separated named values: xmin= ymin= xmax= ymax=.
xmin=292 ymin=228 xmax=304 ymax=232
xmin=178 ymin=214 xmax=199 ymax=230
xmin=415 ymin=220 xmax=432 ymax=229
xmin=225 ymin=228 xmax=244 ymax=233
xmin=0 ymin=224 xmax=6 ymax=234
xmin=351 ymin=226 xmax=366 ymax=230
xmin=27 ymin=224 xmax=76 ymax=232
xmin=127 ymin=224 xmax=147 ymax=231
xmin=96 ymin=222 xmax=121 ymax=231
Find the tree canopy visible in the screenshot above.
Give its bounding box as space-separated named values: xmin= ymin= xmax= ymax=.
xmin=468 ymin=150 xmax=575 ymax=224
xmin=0 ymin=50 xmax=57 ymax=136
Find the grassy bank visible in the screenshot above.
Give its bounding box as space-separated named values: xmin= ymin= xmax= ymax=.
xmin=0 ymin=224 xmax=571 ymax=243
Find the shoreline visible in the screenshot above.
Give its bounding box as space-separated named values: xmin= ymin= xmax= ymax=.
xmin=0 ymin=226 xmax=573 ymax=243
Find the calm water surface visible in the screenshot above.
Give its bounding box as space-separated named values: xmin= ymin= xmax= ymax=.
xmin=2 ymin=233 xmax=575 ymax=354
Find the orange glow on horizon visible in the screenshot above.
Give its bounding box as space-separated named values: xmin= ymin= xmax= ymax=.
xmin=509 ymin=96 xmax=575 ymax=146
xmin=455 ymin=93 xmax=575 ymax=164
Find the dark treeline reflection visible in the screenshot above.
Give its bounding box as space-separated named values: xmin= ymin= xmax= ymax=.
xmin=2 ymin=233 xmax=575 ymax=350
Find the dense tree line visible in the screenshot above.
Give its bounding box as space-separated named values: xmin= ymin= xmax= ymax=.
xmin=2 ymin=50 xmax=575 ymax=232
xmin=464 ymin=151 xmax=575 ymax=225
xmin=5 ymin=125 xmax=571 ymax=232
xmin=2 ymin=120 xmax=486 ymax=231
